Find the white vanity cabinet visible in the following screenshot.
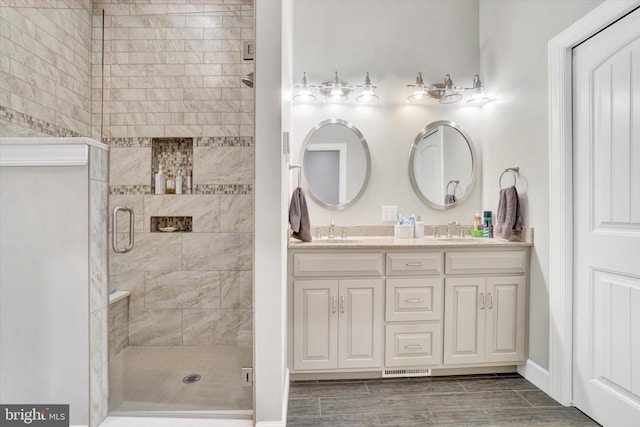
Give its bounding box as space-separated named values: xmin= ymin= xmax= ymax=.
xmin=443 ymin=251 xmax=528 ymax=365
xmin=291 ymin=253 xmax=384 ymax=371
xmin=288 ymin=242 xmax=531 ymax=378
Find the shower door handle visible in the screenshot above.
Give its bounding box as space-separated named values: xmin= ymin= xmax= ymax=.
xmin=112 ymin=206 xmax=134 ymax=253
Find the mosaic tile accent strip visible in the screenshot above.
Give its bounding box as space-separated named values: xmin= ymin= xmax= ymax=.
xmin=110 ymin=185 xmax=152 ymax=196
xmin=0 ymin=105 xmax=83 ymax=138
xmin=196 ymin=137 xmax=254 ymax=148
xmin=195 ymin=184 xmax=253 ymax=195
xmin=107 ymin=137 xmax=152 ymax=148
xmin=151 ymin=216 xmax=193 ymax=233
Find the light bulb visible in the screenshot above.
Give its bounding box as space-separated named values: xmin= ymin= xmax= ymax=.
xmin=293 ymin=72 xmax=316 ymax=103
xmin=466 ymin=75 xmax=491 ymax=105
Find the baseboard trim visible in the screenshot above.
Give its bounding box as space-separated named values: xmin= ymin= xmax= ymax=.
xmin=255 ymin=368 xmax=289 ymax=427
xmin=518 ymin=359 xmax=550 ymax=395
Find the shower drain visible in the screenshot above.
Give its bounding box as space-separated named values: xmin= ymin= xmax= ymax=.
xmin=182 ymin=374 xmax=201 ymax=384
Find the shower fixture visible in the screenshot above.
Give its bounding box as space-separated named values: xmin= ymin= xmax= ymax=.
xmin=241 ymin=72 xmax=254 ymax=88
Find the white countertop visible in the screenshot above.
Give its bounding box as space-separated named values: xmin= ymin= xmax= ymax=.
xmin=289 ymin=229 xmax=533 ymax=249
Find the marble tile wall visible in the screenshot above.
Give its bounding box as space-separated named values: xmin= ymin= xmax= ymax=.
xmin=101 ymin=0 xmax=255 ymax=348
xmin=0 ymin=2 xmax=93 ymax=138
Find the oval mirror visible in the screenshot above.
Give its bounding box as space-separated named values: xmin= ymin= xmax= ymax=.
xmin=300 ymin=118 xmax=371 ymax=210
xmin=408 ymin=120 xmax=477 ymax=210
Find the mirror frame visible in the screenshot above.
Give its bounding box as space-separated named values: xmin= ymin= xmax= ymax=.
xmin=408 ymin=120 xmax=477 ymax=211
xmin=300 ymin=118 xmax=371 ymax=211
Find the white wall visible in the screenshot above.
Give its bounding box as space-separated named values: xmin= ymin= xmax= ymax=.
xmin=290 ymin=0 xmax=484 ymax=227
xmin=255 ymin=0 xmax=288 ymax=424
xmin=479 ymin=0 xmax=602 ymax=371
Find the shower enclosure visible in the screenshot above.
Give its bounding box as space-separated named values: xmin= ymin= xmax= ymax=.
xmin=0 ymin=0 xmax=255 ymax=422
xmin=99 ymin=2 xmax=256 ymax=418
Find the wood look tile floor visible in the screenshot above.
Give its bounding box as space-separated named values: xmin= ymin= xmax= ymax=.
xmin=287 ymin=374 xmax=601 ymax=426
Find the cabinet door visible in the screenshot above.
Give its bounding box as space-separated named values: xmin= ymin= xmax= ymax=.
xmin=485 ymin=276 xmax=526 ymax=363
xmin=293 ymin=280 xmax=339 ymax=370
xmin=338 ymin=279 xmax=383 ymax=369
xmin=444 ymin=277 xmax=485 ymax=365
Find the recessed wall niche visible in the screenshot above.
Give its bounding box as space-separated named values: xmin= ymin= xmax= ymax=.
xmin=151 ymin=138 xmax=194 ymax=194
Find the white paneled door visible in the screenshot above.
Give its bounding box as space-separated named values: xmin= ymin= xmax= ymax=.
xmin=573 ymin=7 xmax=640 ymax=426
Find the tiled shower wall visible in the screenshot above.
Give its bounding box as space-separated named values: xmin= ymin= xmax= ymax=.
xmin=0 ymin=1 xmax=93 ymax=137
xmin=99 ymin=0 xmax=255 ymax=347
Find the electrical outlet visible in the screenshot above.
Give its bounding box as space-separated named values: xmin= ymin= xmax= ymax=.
xmin=381 ymin=205 xmax=398 ymax=222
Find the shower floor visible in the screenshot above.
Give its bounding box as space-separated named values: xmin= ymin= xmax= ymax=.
xmin=109 ymin=345 xmax=253 ymax=415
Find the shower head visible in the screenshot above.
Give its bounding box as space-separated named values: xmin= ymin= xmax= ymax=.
xmin=241 ymin=72 xmax=254 ymax=88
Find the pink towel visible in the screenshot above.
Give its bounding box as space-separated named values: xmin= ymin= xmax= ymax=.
xmin=495 ymin=186 xmax=522 ymax=239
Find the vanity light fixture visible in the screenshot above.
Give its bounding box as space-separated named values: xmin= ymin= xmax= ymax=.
xmin=407 ymin=73 xmax=492 ymax=105
xmin=355 ymin=72 xmax=379 ymax=103
xmin=406 ymin=72 xmax=429 ymax=102
xmin=439 ymin=74 xmax=463 ymax=104
xmin=292 ymin=71 xmax=379 ymax=103
xmin=292 ymin=72 xmax=316 ymax=103
xmin=466 ymin=75 xmax=492 ymax=106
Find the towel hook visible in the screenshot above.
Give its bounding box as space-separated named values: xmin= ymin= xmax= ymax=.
xmin=499 ymin=166 xmax=519 ymax=189
xmin=288 ymin=164 xmax=302 ymax=188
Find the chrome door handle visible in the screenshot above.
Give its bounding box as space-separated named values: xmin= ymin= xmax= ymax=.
xmin=487 ymin=292 xmax=493 ymax=309
xmin=332 ymin=296 xmax=337 ymax=314
xmin=480 ymin=292 xmax=485 ymax=310
xmin=340 ymin=295 xmax=345 ymax=314
xmin=112 ymin=206 xmax=134 ymax=253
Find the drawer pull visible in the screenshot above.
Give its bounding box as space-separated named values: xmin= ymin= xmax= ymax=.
xmin=403 ymin=344 xmax=423 ymax=349
xmin=405 ymin=262 xmax=424 ymax=267
xmin=404 ymin=298 xmax=423 ymax=303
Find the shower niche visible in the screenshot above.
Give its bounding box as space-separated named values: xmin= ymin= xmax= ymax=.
xmin=151 ymin=138 xmax=193 ymax=195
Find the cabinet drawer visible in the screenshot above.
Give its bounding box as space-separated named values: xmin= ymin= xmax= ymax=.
xmin=386 ymin=278 xmax=442 ymax=322
xmin=386 ymin=252 xmax=443 ymax=276
xmin=293 ymin=253 xmax=384 ymax=277
xmin=385 ymin=324 xmax=442 ymax=367
xmin=445 ymin=250 xmax=527 ymax=275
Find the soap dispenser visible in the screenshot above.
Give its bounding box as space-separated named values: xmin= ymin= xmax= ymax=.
xmin=155 ymin=165 xmax=166 ymax=195
xmin=414 ymin=215 xmax=425 ymax=238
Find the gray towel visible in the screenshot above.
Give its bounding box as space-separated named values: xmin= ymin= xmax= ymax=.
xmin=495 ymin=185 xmax=522 ymax=239
xmin=444 ymin=193 xmax=457 ymax=205
xmin=289 ymin=186 xmax=312 ymax=242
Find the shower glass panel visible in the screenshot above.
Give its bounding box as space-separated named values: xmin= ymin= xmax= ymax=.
xmin=102 ymin=3 xmax=255 ymax=418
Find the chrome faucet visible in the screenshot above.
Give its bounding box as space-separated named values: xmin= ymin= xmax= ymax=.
xmin=328 ymin=221 xmax=335 ymax=238
xmin=447 ymin=221 xmax=460 ymax=238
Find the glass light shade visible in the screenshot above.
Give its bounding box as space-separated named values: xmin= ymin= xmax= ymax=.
xmin=466 ymin=86 xmax=491 ymax=105
xmin=293 ymin=87 xmax=316 ymax=103
xmin=326 ymin=84 xmax=347 ymax=102
xmin=356 ymin=86 xmax=378 ymax=103
xmin=439 ymin=91 xmax=463 ymax=104
xmin=407 ymin=86 xmax=428 ymax=102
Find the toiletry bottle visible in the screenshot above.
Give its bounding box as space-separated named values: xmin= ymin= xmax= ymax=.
xmin=185 ymin=170 xmax=192 ymax=194
xmin=176 ymin=170 xmax=183 ymax=195
xmin=414 ymin=215 xmax=425 ymax=238
xmin=155 ymin=165 xmax=166 ymax=195
xmin=166 ymin=172 xmax=175 ymax=194
xmin=474 ymin=211 xmax=481 ymax=231
xmin=483 ymin=210 xmax=493 ymax=238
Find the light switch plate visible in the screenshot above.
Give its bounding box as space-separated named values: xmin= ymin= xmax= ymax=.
xmin=381 ymin=205 xmax=398 ymax=222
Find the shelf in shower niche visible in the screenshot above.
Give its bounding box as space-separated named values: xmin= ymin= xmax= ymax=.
xmin=151 ymin=216 xmax=192 ymax=233
xmin=151 ymin=137 xmax=194 ymax=195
